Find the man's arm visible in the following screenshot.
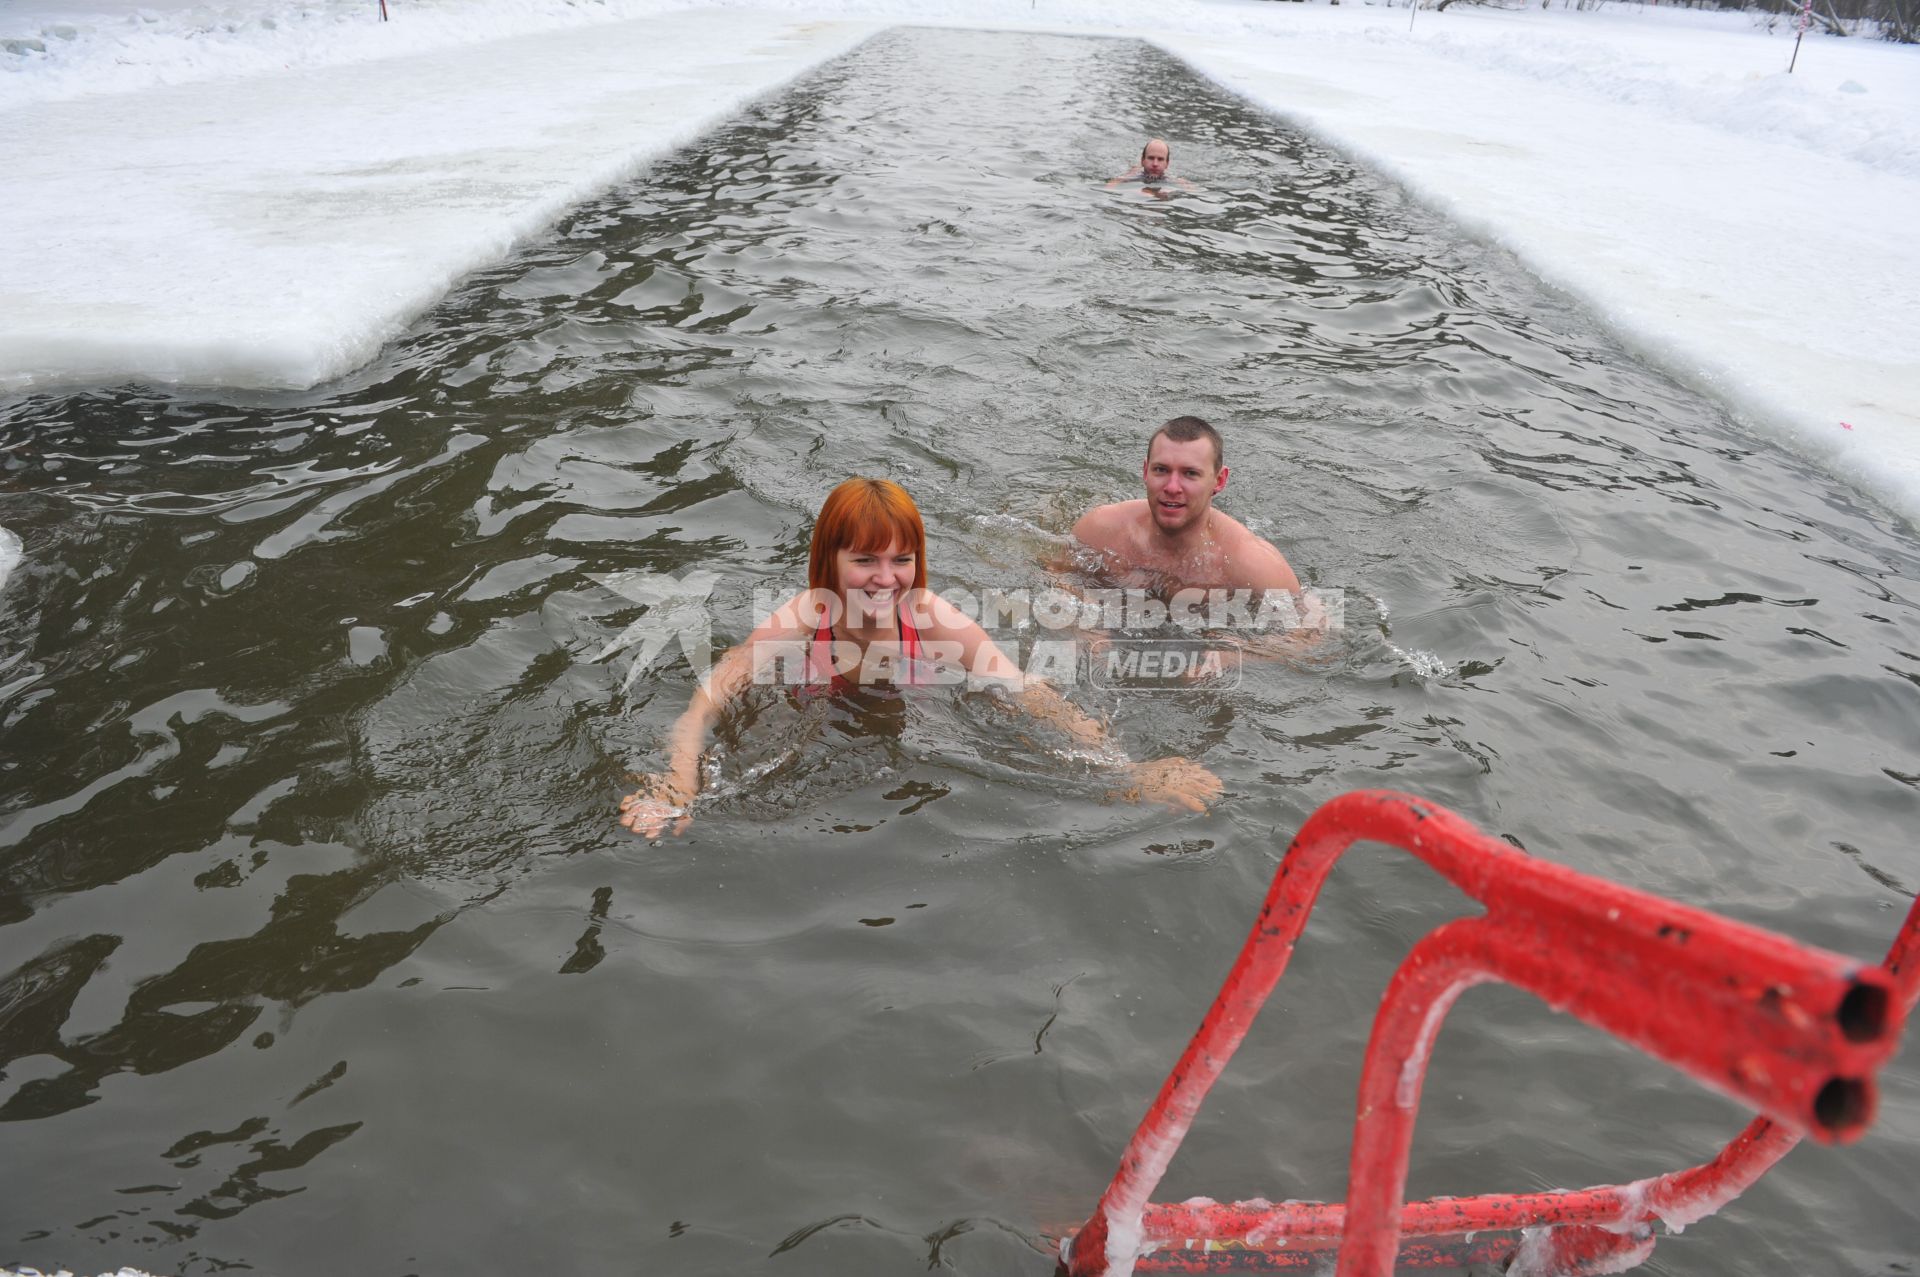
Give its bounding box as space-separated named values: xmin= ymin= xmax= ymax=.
xmin=1241 ymin=535 xmax=1301 ymax=596
xmin=1205 ymin=531 xmax=1326 ymax=671
xmin=1229 ymin=592 xmax=1338 ymax=670
xmin=1047 ymin=505 xmax=1105 ymax=577
xmin=1056 ymin=502 xmax=1144 ymax=587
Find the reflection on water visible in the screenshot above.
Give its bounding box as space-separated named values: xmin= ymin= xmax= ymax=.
xmin=2 ymin=26 xmax=1917 ymax=1277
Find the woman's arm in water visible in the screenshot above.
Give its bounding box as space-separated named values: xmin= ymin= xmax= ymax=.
xmin=619 ymin=597 xmax=811 ymax=838
xmin=914 ymin=591 xmax=1224 ymax=814
xmin=1013 ymin=677 xmax=1223 ymax=814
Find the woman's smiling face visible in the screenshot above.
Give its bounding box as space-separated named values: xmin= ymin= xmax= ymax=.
xmin=835 ymin=539 xmax=917 ymax=625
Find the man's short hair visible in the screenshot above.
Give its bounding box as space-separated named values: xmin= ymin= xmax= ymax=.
xmin=1141 ymin=140 xmax=1170 ymax=161
xmin=1150 ymin=415 xmax=1223 ymax=472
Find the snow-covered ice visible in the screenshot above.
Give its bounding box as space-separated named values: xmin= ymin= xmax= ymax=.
xmin=0 ymin=525 xmax=22 ymax=596
xmin=3 ymin=0 xmax=1917 ymax=532
xmin=0 ymin=1269 xmax=162 ymax=1277
xmin=0 ymin=3 xmax=882 ymax=390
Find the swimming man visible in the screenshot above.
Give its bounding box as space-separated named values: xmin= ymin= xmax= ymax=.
xmin=1107 ymin=138 xmax=1195 ymax=192
xmin=1070 ymin=416 xmax=1299 ymax=599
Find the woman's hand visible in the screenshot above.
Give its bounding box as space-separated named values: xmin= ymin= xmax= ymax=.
xmin=619 ymin=772 xmax=695 ymax=838
xmin=1111 ymin=756 xmax=1223 ymax=813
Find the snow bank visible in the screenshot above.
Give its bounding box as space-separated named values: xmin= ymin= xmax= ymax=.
xmin=0 ymin=526 xmax=22 ymax=598
xmin=4 ymin=0 xmax=1918 ymax=523
xmin=1 ymin=1268 xmax=166 ymax=1277
xmin=0 ymin=6 xmax=883 ymax=390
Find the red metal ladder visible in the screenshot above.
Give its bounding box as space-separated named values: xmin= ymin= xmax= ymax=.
xmin=1062 ymin=790 xmax=1919 ymax=1276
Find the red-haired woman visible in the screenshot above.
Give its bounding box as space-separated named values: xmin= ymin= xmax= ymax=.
xmin=619 ymin=477 xmax=1222 ymax=836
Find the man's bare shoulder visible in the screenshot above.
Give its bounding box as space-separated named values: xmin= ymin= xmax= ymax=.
xmin=1071 ymin=500 xmax=1147 ymax=549
xmin=1218 ymin=515 xmax=1301 ymax=593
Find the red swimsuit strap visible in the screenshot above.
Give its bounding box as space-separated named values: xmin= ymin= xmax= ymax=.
xmin=813 ymin=601 xmax=922 ymax=687
xmin=898 ymin=605 xmax=922 ymax=662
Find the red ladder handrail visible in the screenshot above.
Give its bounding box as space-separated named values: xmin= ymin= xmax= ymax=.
xmin=1062 ymin=790 xmax=1916 ymax=1276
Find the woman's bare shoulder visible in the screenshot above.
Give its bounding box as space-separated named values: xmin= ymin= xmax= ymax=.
xmin=745 ymin=587 xmax=826 ymax=642
xmin=905 ymin=587 xmax=980 ymax=641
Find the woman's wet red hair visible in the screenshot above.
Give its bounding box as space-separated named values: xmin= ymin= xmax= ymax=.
xmin=808 ymin=478 xmax=929 ymax=595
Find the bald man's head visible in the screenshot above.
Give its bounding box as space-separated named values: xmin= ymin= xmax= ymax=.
xmin=1140 ymin=138 xmax=1171 ymax=181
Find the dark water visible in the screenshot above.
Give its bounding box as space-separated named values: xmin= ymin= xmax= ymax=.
xmin=3 ymin=27 xmax=1917 ymax=1277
